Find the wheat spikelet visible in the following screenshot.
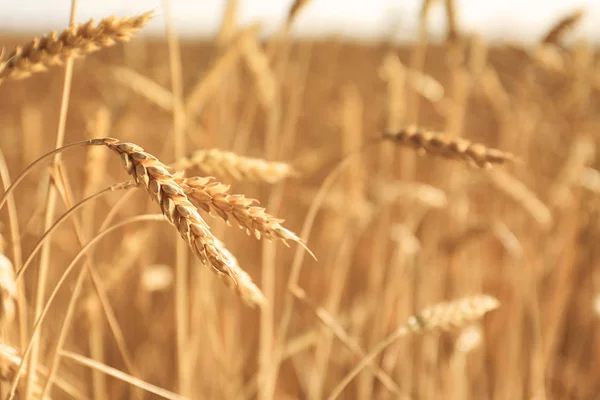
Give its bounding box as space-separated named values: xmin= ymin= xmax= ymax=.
xmin=384 ymin=126 xmax=516 ymax=167
xmin=541 ymin=9 xmax=585 ymax=45
xmin=171 ymin=149 xmax=296 ymax=184
xmin=177 ymin=176 xmax=305 ymax=248
xmin=98 ymin=138 xmax=265 ymax=307
xmin=0 ymin=11 xmax=154 ymax=84
xmin=0 ymin=235 xmax=16 ymax=329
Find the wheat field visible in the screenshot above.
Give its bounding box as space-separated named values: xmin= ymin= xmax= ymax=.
xmin=0 ymin=1 xmax=598 ymax=399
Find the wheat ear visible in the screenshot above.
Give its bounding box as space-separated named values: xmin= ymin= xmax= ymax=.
xmin=328 ymin=295 xmax=500 ymax=399
xmin=384 ymin=126 xmax=516 ymax=167
xmin=100 ymin=139 xmax=265 ymax=307
xmin=177 ymin=176 xmax=307 ymax=249
xmin=171 ymin=148 xmax=297 ymax=184
xmin=0 ymin=11 xmax=153 ymax=84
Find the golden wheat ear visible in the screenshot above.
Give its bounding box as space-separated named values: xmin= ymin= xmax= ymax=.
xmin=101 ymin=139 xmax=265 ymax=307
xmin=384 ymin=126 xmax=517 ymax=168
xmin=0 ymin=11 xmax=154 ymax=84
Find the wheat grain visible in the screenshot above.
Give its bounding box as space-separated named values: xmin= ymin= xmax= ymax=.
xmin=384 ymin=126 xmax=516 ymax=167
xmin=171 ymin=149 xmax=296 ymax=184
xmin=0 ymin=11 xmax=153 ymax=84
xmin=177 ymin=176 xmax=304 ymax=247
xmin=99 ymin=138 xmax=265 ymax=307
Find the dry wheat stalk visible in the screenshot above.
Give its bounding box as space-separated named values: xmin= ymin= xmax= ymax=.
xmin=239 ymin=33 xmax=276 ymax=108
xmin=176 ymin=176 xmax=305 ymax=248
xmin=379 ymin=54 xmax=443 ymax=104
xmin=97 ymin=138 xmax=265 ymax=307
xmin=0 ymin=11 xmax=153 ymax=84
xmin=0 ymin=235 xmax=16 ymax=328
xmin=486 ymin=169 xmax=553 ymax=230
xmin=541 ymin=9 xmax=585 ymax=45
xmin=171 ymin=149 xmax=296 ymax=184
xmin=185 ymin=24 xmax=262 ymax=119
xmin=384 ymin=126 xmax=516 ymax=167
xmin=111 ymin=66 xmax=174 ymax=112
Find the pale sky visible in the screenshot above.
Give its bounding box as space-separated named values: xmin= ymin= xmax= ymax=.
xmin=0 ymin=0 xmax=598 ymax=43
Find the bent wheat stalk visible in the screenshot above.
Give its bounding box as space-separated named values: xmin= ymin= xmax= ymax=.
xmin=384 ymin=126 xmax=516 ymax=167
xmin=0 ymin=11 xmax=153 ymax=84
xmin=171 ymin=149 xmax=297 ymax=184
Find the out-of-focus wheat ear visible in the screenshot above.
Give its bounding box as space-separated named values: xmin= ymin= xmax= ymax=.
xmin=0 ymin=11 xmax=154 ymax=84
xmin=384 ymin=126 xmax=517 ymax=168
xmin=541 ymin=9 xmax=585 ymax=45
xmin=171 ymin=148 xmax=297 ymax=184
xmin=328 ymin=295 xmax=500 ymax=399
xmin=100 ymin=139 xmax=265 ymax=307
xmin=0 ymin=236 xmax=16 ymax=329
xmin=407 ymin=294 xmax=500 ymax=332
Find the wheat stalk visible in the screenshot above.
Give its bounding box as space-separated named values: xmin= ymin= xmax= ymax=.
xmin=384 ymin=126 xmax=516 ymax=167
xmin=176 ymin=176 xmax=307 ymax=250
xmin=171 ymin=149 xmax=296 ymax=184
xmin=0 ymin=11 xmax=153 ymax=84
xmin=486 ymin=169 xmax=553 ymax=230
xmin=99 ymin=138 xmax=265 ymax=307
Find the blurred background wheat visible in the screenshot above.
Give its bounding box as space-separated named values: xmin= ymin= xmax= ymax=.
xmin=0 ymin=1 xmax=599 ymax=399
